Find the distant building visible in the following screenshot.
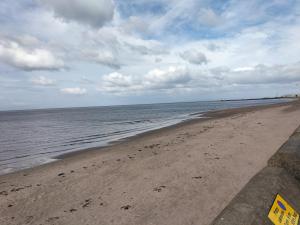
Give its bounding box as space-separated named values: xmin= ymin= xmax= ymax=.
xmin=282 ymin=94 xmax=299 ymax=98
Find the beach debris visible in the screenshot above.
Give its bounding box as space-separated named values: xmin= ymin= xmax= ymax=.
xmin=121 ymin=205 xmax=132 ymax=210
xmin=82 ymin=199 xmax=92 ymax=208
xmin=153 ymin=185 xmax=166 ymax=192
xmin=8 ymin=204 xmax=13 ymax=207
xmin=192 ymin=176 xmax=202 ymax=179
xmin=58 ymin=172 xmax=65 ymax=177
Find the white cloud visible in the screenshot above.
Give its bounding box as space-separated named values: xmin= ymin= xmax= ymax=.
xmin=99 ymin=72 xmax=141 ymax=93
xmin=145 ymin=66 xmax=191 ymax=88
xmin=31 ymin=76 xmax=56 ymax=86
xmin=1 ymin=0 xmax=300 ymax=108
xmin=232 ymin=67 xmax=255 ymax=72
xmin=99 ymin=61 xmax=300 ymax=95
xmin=99 ymin=66 xmax=192 ymax=94
xmin=0 ymin=39 xmax=64 ymax=71
xmin=61 ymin=87 xmax=87 ymax=95
xmin=180 ymin=50 xmax=208 ymax=65
xmin=39 ymin=0 xmax=115 ymax=28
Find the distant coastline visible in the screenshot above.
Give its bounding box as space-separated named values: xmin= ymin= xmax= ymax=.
xmin=220 ymin=96 xmax=298 ymax=102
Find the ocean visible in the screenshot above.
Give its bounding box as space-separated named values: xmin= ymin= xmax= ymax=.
xmin=0 ymin=99 xmax=289 ymax=175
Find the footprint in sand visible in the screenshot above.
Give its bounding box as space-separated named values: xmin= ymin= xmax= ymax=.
xmin=0 ymin=191 xmax=8 ymax=196
xmin=121 ymin=205 xmax=132 ymax=210
xmin=81 ymin=199 xmax=92 ymax=208
xmin=25 ymin=216 xmax=34 ymax=224
xmin=46 ymin=217 xmax=59 ymax=222
xmin=11 ymin=185 xmax=32 ymax=192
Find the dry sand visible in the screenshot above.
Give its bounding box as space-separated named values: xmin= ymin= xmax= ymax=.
xmin=1 ymin=101 xmax=300 ymax=225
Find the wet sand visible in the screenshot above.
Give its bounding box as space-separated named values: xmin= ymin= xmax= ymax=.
xmin=1 ymin=100 xmax=300 ymax=225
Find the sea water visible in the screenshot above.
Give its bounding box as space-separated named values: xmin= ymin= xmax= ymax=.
xmin=0 ymin=99 xmax=290 ymax=174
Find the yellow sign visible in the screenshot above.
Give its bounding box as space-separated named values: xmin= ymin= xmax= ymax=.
xmin=268 ymin=194 xmax=299 ymax=225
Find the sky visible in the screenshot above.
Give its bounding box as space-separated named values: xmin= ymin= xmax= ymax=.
xmin=0 ymin=0 xmax=300 ymax=110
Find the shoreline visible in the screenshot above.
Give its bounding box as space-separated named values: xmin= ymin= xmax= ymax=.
xmin=1 ymin=99 xmax=300 ymax=225
xmin=0 ymin=99 xmax=295 ymax=178
xmin=56 ymin=99 xmax=293 ymax=160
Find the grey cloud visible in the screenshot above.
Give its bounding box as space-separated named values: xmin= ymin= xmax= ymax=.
xmin=124 ymin=41 xmax=168 ymax=56
xmin=205 ymin=43 xmax=221 ymax=52
xmin=198 ymin=8 xmax=222 ymax=27
xmin=39 ymin=0 xmax=114 ymax=28
xmin=82 ymin=50 xmax=121 ymax=69
xmin=209 ymin=66 xmax=230 ymax=80
xmin=122 ymin=16 xmax=149 ymax=34
xmin=229 ymin=63 xmax=300 ymax=85
xmin=180 ymin=50 xmax=208 ymax=65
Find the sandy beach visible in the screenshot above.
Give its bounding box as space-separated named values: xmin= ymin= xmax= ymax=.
xmin=1 ymin=100 xmax=300 ymax=225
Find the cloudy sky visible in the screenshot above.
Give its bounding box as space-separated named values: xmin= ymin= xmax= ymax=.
xmin=0 ymin=0 xmax=300 ymax=110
